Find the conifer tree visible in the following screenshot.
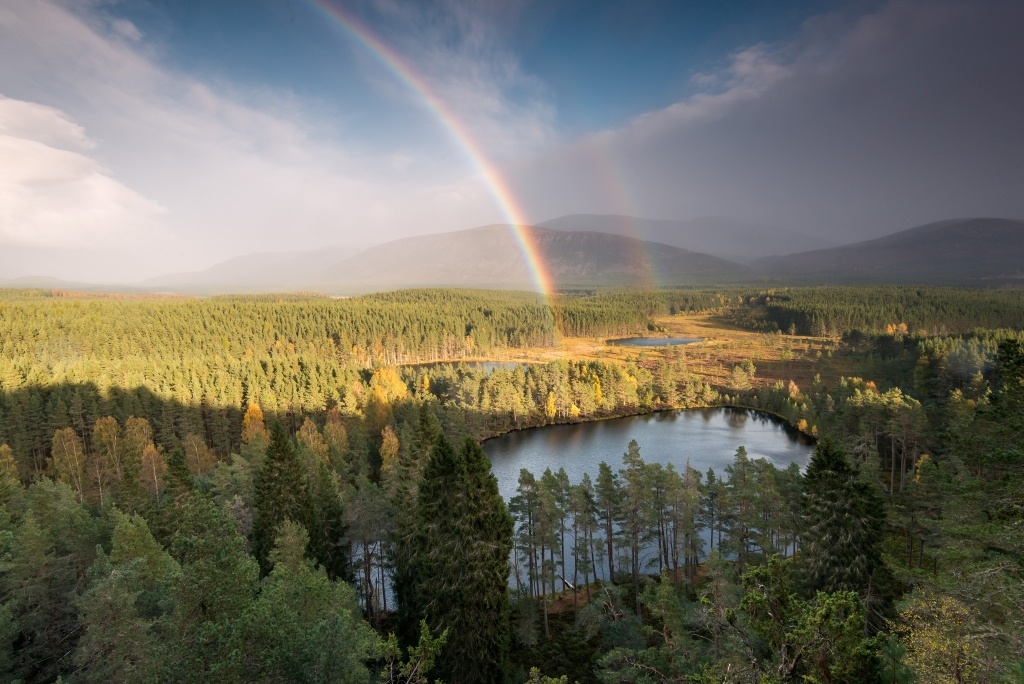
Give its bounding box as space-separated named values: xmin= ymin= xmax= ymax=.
xmin=800 ymin=439 xmax=884 ymax=596
xmin=226 ymin=521 xmax=375 ymax=683
xmin=163 ymin=496 xmax=259 ymax=680
xmin=395 ymin=434 xmax=513 ymax=684
xmin=0 ymin=445 xmax=23 ymax=511
xmin=618 ymin=440 xmax=646 ymax=612
xmin=251 ymin=422 xmax=312 ymax=573
xmin=74 ymin=512 xmax=178 ymax=683
xmin=595 ymin=461 xmax=619 ymax=582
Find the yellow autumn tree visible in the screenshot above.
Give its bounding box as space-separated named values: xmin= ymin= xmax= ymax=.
xmin=545 ymin=391 xmax=557 ymax=421
xmin=894 ymin=588 xmax=984 ymax=683
xmin=297 ymin=418 xmax=329 ymax=463
xmin=92 ymin=416 xmax=124 ymax=483
xmin=366 ymin=367 xmax=409 ymax=431
xmin=241 ymin=402 xmax=269 ymax=444
xmin=369 ymin=367 xmax=409 ymax=405
xmin=323 ymin=408 xmax=350 ymax=474
xmin=122 ymin=416 xmax=153 ymax=476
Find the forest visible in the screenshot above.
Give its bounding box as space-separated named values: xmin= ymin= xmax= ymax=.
xmin=0 ymin=285 xmax=1021 ymax=682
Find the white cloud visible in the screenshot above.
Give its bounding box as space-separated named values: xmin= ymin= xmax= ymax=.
xmin=0 ymin=0 xmax=505 ymax=279
xmin=365 ymin=0 xmax=558 ymax=161
xmin=626 ymin=43 xmax=791 ymax=139
xmin=0 ymin=94 xmax=164 ymax=246
xmin=109 ymin=18 xmax=142 ymax=43
xmin=0 ymin=96 xmax=93 ymax=150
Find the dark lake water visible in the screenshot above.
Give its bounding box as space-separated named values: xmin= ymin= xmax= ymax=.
xmin=372 ymin=408 xmax=813 ymax=605
xmin=485 ymin=408 xmax=814 ymax=509
xmin=607 ymin=337 xmax=702 ymax=347
xmin=484 ymin=408 xmax=814 ymax=585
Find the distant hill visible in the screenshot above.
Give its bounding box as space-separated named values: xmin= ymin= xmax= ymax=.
xmin=141 ymin=243 xmax=372 ymax=294
xmin=753 ymin=218 xmax=1024 ymax=284
xmin=315 ymin=225 xmax=750 ymax=292
xmin=0 ymin=276 xmax=134 ymax=292
xmin=540 ymin=214 xmax=835 ymax=263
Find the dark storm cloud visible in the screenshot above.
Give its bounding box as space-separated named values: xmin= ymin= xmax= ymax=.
xmin=509 ymin=0 xmax=1024 ymax=241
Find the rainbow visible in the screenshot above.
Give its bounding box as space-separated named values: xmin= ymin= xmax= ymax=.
xmin=581 ymin=134 xmax=660 ymax=290
xmin=304 ymin=0 xmax=555 ymax=297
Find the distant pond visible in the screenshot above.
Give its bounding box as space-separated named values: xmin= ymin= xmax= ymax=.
xmin=607 ymin=337 xmax=702 ymax=347
xmin=402 ymin=361 xmax=528 ymax=373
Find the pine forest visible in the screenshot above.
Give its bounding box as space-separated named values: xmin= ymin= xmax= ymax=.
xmin=0 ymin=285 xmax=1021 ymax=683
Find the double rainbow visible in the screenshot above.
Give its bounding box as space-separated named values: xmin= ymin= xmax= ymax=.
xmin=305 ymin=0 xmax=555 ymax=297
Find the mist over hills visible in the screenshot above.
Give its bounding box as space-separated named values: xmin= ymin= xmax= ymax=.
xmin=4 ymin=216 xmax=1023 ymax=294
xmin=540 ymin=214 xmax=836 ymax=263
xmin=141 ymin=243 xmax=372 ymax=294
xmin=753 ymin=218 xmax=1024 ymax=284
xmin=0 ymin=276 xmax=128 ymax=292
xmin=314 ymin=225 xmax=750 ymax=292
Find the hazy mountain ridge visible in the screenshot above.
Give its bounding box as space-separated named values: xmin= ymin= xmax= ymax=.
xmin=141 ymin=243 xmax=372 ymax=294
xmin=540 ymin=214 xmax=837 ymax=263
xmin=753 ymin=218 xmax=1024 ymax=283
xmin=314 ymin=225 xmax=751 ymax=291
xmin=6 ymin=217 xmax=1023 ymax=294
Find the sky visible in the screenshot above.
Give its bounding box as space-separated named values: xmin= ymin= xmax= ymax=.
xmin=1 ymin=0 xmax=1022 ymax=282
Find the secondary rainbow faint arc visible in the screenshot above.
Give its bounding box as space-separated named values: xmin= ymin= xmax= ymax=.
xmin=305 ymin=0 xmax=555 ymax=297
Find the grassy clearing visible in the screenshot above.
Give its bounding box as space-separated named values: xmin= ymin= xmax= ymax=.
xmin=502 ymin=313 xmax=855 ymax=395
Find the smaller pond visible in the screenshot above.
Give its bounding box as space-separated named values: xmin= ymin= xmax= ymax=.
xmin=607 ymin=337 xmax=702 ymax=347
xmin=402 ymin=361 xmax=529 ymax=373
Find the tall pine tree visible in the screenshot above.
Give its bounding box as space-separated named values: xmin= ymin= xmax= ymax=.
xmin=395 ymin=433 xmax=513 ymax=684
xmin=800 ymin=439 xmax=884 ymax=596
xmin=251 ymin=422 xmax=312 ymax=573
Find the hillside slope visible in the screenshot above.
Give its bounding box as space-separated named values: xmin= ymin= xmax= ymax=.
xmin=142 ymin=243 xmax=371 ymax=293
xmin=540 ymin=214 xmax=835 ymax=263
xmin=754 ymin=218 xmax=1024 ymax=283
xmin=316 ymin=225 xmax=750 ymax=292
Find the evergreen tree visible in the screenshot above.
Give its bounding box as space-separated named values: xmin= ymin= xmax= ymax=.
xmin=74 ymin=512 xmax=178 ymax=684
xmin=226 ymin=521 xmax=376 ymax=683
xmin=162 ymin=495 xmax=259 ymax=681
xmin=251 ymin=422 xmax=312 ymax=572
xmin=595 ymin=461 xmax=619 ymax=582
xmin=395 ymin=434 xmax=513 ymax=684
xmin=617 ymin=439 xmax=646 ymax=613
xmin=307 ymin=460 xmax=349 ymax=581
xmin=800 ymin=439 xmax=884 ymax=596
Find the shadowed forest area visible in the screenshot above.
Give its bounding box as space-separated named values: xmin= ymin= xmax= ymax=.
xmin=0 ymin=286 xmax=1021 ymax=682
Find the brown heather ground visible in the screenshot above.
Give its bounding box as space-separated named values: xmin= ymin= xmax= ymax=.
xmin=497 ymin=313 xmax=856 ymax=396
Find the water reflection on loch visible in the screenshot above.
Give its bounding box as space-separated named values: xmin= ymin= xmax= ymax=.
xmin=484 ymin=407 xmax=814 ymax=504
xmin=606 ymin=337 xmax=702 ymax=347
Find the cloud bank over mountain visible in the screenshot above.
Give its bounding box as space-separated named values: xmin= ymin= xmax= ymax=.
xmin=506 ymin=0 xmax=1024 ymax=242
xmin=1 ymin=0 xmax=1021 ymax=283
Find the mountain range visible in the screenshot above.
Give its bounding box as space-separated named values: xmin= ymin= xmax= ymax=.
xmin=314 ymin=225 xmax=749 ymax=292
xmin=540 ymin=214 xmax=835 ymax=263
xmin=3 ymin=215 xmax=1022 ymax=294
xmin=141 ymin=243 xmax=372 ymax=294
xmin=753 ymin=218 xmax=1024 ymax=284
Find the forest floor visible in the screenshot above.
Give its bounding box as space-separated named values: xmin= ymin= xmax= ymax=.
xmin=501 ymin=313 xmax=855 ymax=394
